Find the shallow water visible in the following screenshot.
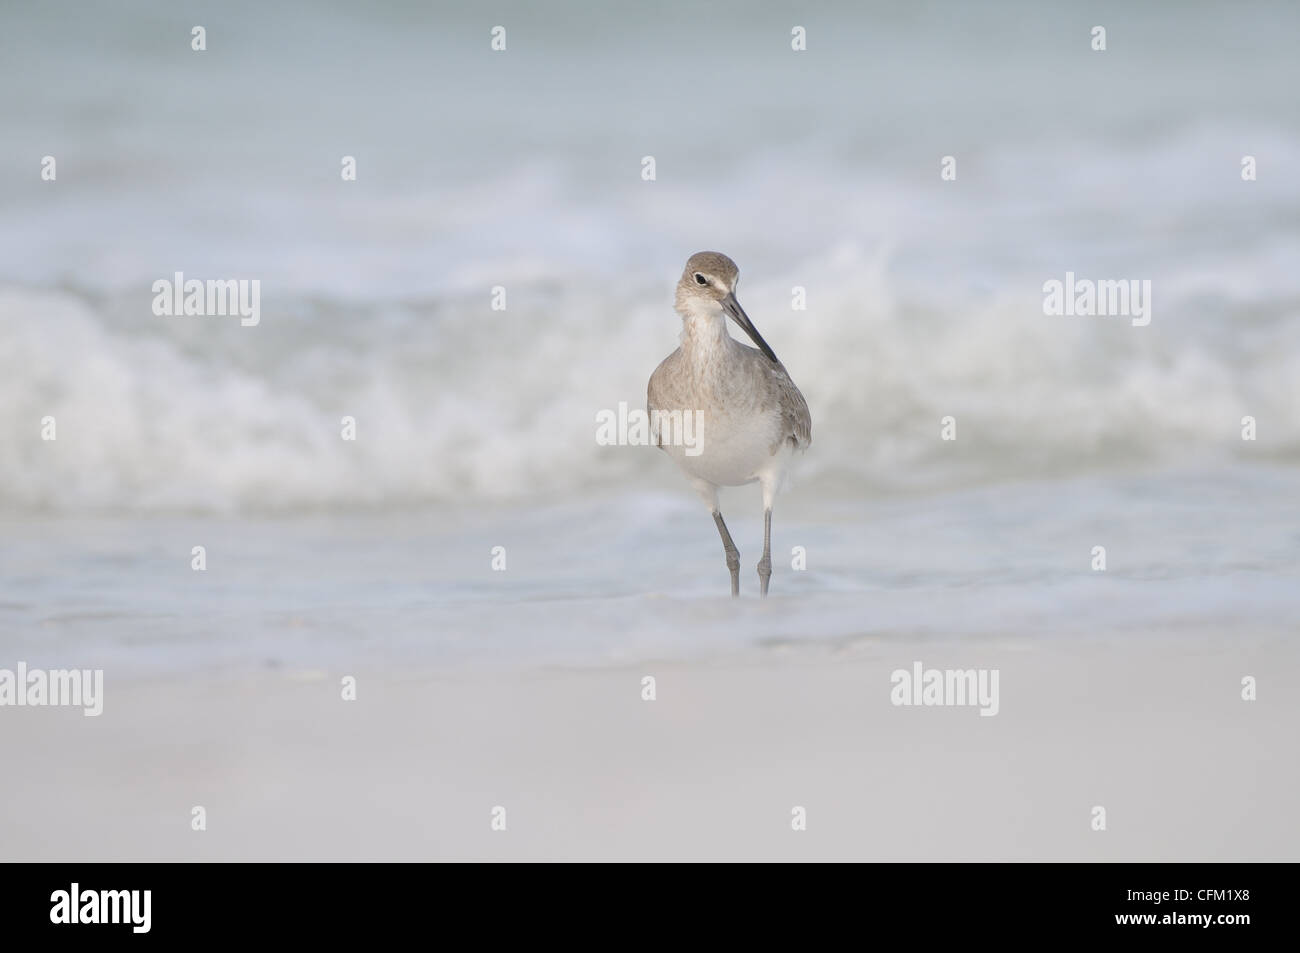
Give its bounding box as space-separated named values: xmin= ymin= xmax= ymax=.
xmin=1 ymin=465 xmax=1294 ymax=674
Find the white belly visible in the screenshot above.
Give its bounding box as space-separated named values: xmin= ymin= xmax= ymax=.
xmin=660 ymin=407 xmax=781 ymax=487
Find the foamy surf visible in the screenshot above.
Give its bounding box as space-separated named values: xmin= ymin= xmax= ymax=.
xmin=3 ymin=254 xmax=1297 ymax=514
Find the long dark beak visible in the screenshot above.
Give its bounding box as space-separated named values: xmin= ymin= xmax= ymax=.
xmin=722 ymin=293 xmax=779 ymax=364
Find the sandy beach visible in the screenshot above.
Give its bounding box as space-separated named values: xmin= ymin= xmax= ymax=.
xmin=3 ymin=631 xmax=1293 ymax=862
xmin=3 ymin=471 xmax=1298 ymax=861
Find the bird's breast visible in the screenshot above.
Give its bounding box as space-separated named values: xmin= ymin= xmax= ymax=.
xmin=659 ymin=402 xmax=782 ymax=486
xmin=649 ymin=338 xmax=789 ymax=485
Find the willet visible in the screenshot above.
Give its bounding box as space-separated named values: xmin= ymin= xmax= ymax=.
xmin=647 ymin=252 xmax=811 ymax=597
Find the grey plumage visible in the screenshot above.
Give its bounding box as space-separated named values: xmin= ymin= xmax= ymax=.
xmin=647 ymin=251 xmax=811 ymax=597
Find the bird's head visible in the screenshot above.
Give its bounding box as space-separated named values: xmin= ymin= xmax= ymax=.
xmin=674 ymin=251 xmax=778 ymax=363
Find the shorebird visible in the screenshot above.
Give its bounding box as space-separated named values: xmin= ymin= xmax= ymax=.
xmin=648 ymin=252 xmax=811 ymax=597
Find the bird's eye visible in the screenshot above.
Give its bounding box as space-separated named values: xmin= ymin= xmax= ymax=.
xmin=694 ymin=273 xmax=707 ymax=286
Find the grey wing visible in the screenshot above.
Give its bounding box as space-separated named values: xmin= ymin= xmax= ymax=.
xmin=772 ymin=362 xmax=812 ymax=451
xmin=646 ymin=349 xmax=682 ymax=449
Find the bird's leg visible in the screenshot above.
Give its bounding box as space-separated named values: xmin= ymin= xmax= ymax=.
xmin=758 ymin=508 xmax=773 ymax=597
xmin=712 ymin=510 xmax=741 ymax=597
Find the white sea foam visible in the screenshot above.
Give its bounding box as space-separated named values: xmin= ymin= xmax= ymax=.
xmin=2 ymin=1 xmax=1297 ymax=513
xmin=2 ymin=236 xmax=1297 ymax=514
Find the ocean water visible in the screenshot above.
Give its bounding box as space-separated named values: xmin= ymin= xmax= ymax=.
xmin=1 ymin=1 xmax=1297 ymax=670
xmin=3 ymin=466 xmax=1297 ymax=674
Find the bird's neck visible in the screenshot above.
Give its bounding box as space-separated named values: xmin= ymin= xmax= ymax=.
xmin=678 ymin=303 xmax=732 ymax=361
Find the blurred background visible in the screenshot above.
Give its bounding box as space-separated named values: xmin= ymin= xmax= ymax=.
xmin=0 ymin=0 xmax=1297 ymax=667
